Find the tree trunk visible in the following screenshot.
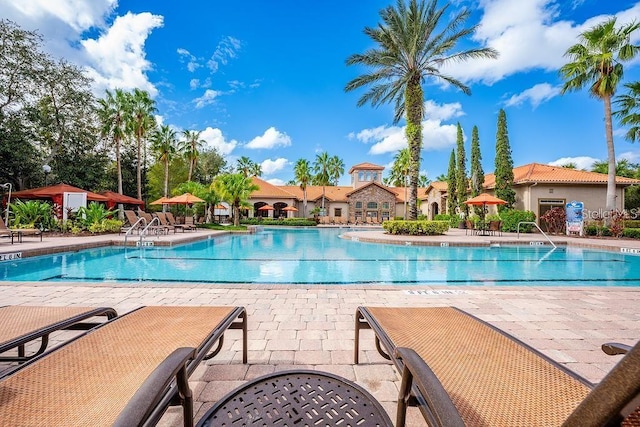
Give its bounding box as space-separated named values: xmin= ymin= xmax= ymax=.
xmin=136 ymin=133 xmax=142 ymax=201
xmin=163 ymin=159 xmax=169 ymax=213
xmin=405 ymin=78 xmax=424 ymax=220
xmin=604 ymin=94 xmax=617 ymax=214
xmin=116 ymin=137 xmax=124 ymax=220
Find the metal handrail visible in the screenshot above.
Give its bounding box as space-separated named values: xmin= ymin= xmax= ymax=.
xmin=123 ymin=216 xmax=147 ymax=247
xmin=139 ymin=217 xmax=161 ymax=246
xmin=517 ymin=221 xmax=556 ymax=249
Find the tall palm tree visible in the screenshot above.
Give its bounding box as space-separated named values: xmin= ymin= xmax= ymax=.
xmin=328 ymin=155 xmax=345 ymax=186
xmin=129 ymin=89 xmax=157 ymax=201
xmin=313 ymin=152 xmax=331 ymax=214
xmin=615 ymin=81 xmax=640 ymax=144
xmin=385 ymin=148 xmax=411 ymax=187
xmin=560 ymin=17 xmax=640 ymax=211
xmin=294 ymin=159 xmax=312 ymax=217
xmin=180 ymin=130 xmax=205 ymax=182
xmin=236 ymin=156 xmax=262 ymax=177
xmin=97 ymin=89 xmax=128 ymax=198
xmin=213 ymin=173 xmax=259 ymax=226
xmin=151 ymin=125 xmax=177 ymax=208
xmin=345 ymin=0 xmax=498 ymax=220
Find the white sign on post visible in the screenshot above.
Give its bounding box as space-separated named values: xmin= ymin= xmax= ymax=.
xmin=565 ymin=200 xmax=584 ymax=236
xmin=63 ymin=192 xmax=87 ymax=221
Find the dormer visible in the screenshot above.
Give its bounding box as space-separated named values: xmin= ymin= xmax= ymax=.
xmin=348 ymin=163 xmax=385 ymax=189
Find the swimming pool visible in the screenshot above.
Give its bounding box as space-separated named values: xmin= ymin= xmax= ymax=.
xmin=1 ymin=228 xmax=639 ymax=286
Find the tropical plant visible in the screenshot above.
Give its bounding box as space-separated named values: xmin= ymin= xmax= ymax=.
xmin=9 ymin=199 xmax=53 ymax=229
xmin=213 ymin=173 xmax=259 ymax=226
xmin=236 ymin=156 xmax=261 ymax=177
xmin=77 ymin=202 xmax=117 ymax=228
xmin=180 ymin=130 xmax=205 ymax=182
xmin=455 ymin=123 xmax=468 ymax=217
xmin=345 ymin=0 xmax=498 ymax=220
xmin=313 ymin=152 xmax=331 ymax=214
xmin=560 ymin=17 xmax=640 ymax=211
xmin=540 ymin=207 xmax=566 ymax=234
xmin=615 ymin=81 xmax=640 ymax=144
xmin=591 ymin=158 xmax=639 ymax=177
xmin=97 ymin=89 xmax=129 ymax=199
xmin=494 ymin=109 xmax=516 ymax=211
xmin=151 ymin=125 xmax=177 ymax=203
xmin=128 ymin=88 xmax=156 ymax=200
xmin=385 ymin=148 xmax=411 ymax=187
xmin=294 ymin=159 xmax=312 ymax=217
xmin=446 ymin=149 xmax=457 ymax=216
xmin=328 ymin=155 xmax=345 ymax=185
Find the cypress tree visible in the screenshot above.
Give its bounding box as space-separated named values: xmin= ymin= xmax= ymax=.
xmin=494 ymin=109 xmax=516 ymax=211
xmin=455 ymin=123 xmax=469 ymax=217
xmin=470 ymin=125 xmax=485 ymax=215
xmin=446 ymin=149 xmax=457 ymax=215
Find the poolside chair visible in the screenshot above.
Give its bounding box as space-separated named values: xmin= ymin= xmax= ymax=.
xmin=183 ymin=215 xmax=197 ymax=231
xmin=0 ymin=305 xmax=117 ymax=363
xmin=464 ymin=219 xmax=476 ymax=236
xmin=355 ymin=306 xmax=640 ymax=427
xmin=0 ymin=305 xmax=247 ymax=427
xmin=488 ymin=220 xmax=502 ymax=236
xmin=155 ymin=212 xmax=175 ymax=233
xmin=165 ymin=211 xmax=188 ymax=232
xmin=122 ymin=210 xmax=144 ymax=234
xmin=0 ymin=220 xmax=41 ymax=244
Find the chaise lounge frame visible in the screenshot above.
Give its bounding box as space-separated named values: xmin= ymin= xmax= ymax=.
xmin=355 ymin=306 xmax=640 ymax=427
xmin=0 ymin=305 xmax=248 ymax=427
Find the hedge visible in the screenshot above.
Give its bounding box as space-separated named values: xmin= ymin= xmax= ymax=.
xmin=240 ymin=218 xmax=316 ymax=227
xmin=500 ymin=210 xmax=536 ymax=232
xmin=383 ymin=220 xmax=449 ymax=236
xmin=622 ymin=228 xmax=640 ymax=239
xmin=624 ymin=220 xmax=640 ymax=228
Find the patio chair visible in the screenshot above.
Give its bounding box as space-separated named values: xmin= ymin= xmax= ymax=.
xmin=121 ymin=210 xmax=144 ymax=234
xmin=165 ymin=212 xmax=187 ymax=232
xmin=488 ymin=220 xmax=502 ymax=236
xmin=464 ymin=219 xmax=476 ymax=235
xmin=0 ymin=305 xmax=117 ymax=363
xmin=354 ymin=306 xmax=640 ymax=427
xmin=155 ymin=212 xmax=176 ymax=234
xmin=183 ymin=215 xmax=197 ymax=231
xmin=0 ymin=305 xmax=248 ymax=427
xmin=0 ymin=220 xmax=41 ymax=244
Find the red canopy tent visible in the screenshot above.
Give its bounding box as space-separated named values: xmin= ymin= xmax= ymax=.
xmin=99 ymin=191 xmax=144 ymax=210
xmin=11 ymin=183 xmax=108 ymax=206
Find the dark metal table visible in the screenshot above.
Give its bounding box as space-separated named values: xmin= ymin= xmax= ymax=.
xmin=197 ymin=369 xmax=393 ymax=427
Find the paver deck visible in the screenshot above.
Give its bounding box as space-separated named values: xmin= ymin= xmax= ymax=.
xmin=1 ymin=227 xmax=639 ymax=426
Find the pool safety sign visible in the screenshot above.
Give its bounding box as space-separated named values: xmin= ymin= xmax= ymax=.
xmin=0 ymin=252 xmax=22 ymax=261
xmin=566 ymin=200 xmax=584 ymax=236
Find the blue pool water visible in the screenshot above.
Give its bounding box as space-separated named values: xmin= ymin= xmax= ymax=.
xmin=1 ymin=228 xmax=639 ymax=286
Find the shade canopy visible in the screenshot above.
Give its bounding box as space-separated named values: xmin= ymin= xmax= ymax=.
xmin=165 ymin=193 xmax=205 ymax=205
xmin=257 ymin=205 xmax=274 ymax=211
xmin=463 ymin=193 xmax=507 ymax=206
xmin=282 ymin=206 xmax=298 ymax=212
xmin=214 ymin=204 xmax=227 ymax=210
xmin=150 ymin=196 xmax=172 ymax=205
xmin=100 ymin=191 xmax=144 ymax=209
xmin=12 ymin=183 xmax=109 ymax=203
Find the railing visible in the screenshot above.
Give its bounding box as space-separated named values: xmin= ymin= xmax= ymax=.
xmin=139 ymin=217 xmax=162 ymax=247
xmin=123 ymin=216 xmax=147 ymax=248
xmin=517 ymin=221 xmax=556 ymax=249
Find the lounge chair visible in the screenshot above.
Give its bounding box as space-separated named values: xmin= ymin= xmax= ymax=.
xmin=183 ymin=215 xmax=197 ymax=231
xmin=0 ymin=220 xmax=41 ymax=244
xmin=354 ymin=306 xmax=640 ymax=427
xmin=165 ymin=212 xmax=188 ymax=232
xmin=488 ymin=220 xmax=502 ymax=236
xmin=0 ymin=305 xmax=247 ymax=427
xmin=155 ymin=212 xmax=175 ymax=233
xmin=122 ymin=210 xmax=144 ymax=234
xmin=0 ymin=305 xmax=117 ymax=363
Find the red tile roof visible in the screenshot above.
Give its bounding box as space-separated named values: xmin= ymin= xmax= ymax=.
xmin=483 ymin=163 xmax=640 ymax=188
xmin=348 ymin=162 xmax=385 ymax=174
xmin=249 ymin=177 xmax=298 ymax=199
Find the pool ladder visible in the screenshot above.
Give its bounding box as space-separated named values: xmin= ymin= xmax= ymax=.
xmin=124 ymin=217 xmax=162 ymax=257
xmin=516 ymin=221 xmax=556 ymax=249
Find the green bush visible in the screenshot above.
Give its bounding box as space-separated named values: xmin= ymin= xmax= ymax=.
xmin=624 ymin=220 xmax=640 ymax=229
xmin=500 ymin=210 xmax=536 ymax=232
xmin=9 ymin=199 xmax=54 ymax=229
xmin=382 ymin=220 xmax=449 ymax=236
xmin=434 ymin=214 xmax=452 ymax=221
xmin=585 ymin=224 xmax=599 ymax=236
xmin=622 ymin=228 xmax=640 ymax=239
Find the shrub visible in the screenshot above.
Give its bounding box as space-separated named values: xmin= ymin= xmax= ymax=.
xmin=240 ymin=218 xmax=316 ymax=227
xmin=622 ymin=228 xmax=640 ymax=239
xmin=624 ymin=220 xmax=640 ymax=228
xmin=540 ymin=207 xmax=566 ymax=234
xmin=609 ymin=210 xmax=625 ymax=237
xmin=500 ymin=209 xmax=536 ymax=232
xmin=382 ymin=220 xmax=449 ymax=236
xmin=434 ymin=214 xmax=452 ymax=221
xmin=9 ymin=199 xmax=54 ymax=229
xmin=585 ymin=224 xmax=599 ymax=236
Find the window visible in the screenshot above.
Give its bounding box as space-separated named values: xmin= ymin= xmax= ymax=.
xmin=366 ymin=172 xmax=371 ymax=181
xmin=382 ymin=202 xmax=389 ymax=209
xmin=367 ymin=202 xmax=378 ymax=209
xmin=373 ymin=172 xmax=378 ymax=182
xmin=355 ymin=201 xmax=362 ymax=209
xmin=334 ymin=208 xmax=342 ymax=217
xmin=358 ymin=172 xmax=364 ymax=181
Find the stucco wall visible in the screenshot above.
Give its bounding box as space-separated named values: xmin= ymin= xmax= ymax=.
xmin=520 ymin=184 xmax=625 ymax=219
xmin=348 ymin=185 xmax=396 ymax=223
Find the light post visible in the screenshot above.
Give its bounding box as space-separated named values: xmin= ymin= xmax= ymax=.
xmin=1 ymin=183 xmax=12 ymax=227
xmin=43 ymin=164 xmax=51 ymax=185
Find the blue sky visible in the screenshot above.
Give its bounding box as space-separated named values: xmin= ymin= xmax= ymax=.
xmin=2 ymin=0 xmax=640 ymax=185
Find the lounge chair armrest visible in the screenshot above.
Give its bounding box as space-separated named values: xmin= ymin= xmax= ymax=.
xmin=113 ymin=347 xmax=197 ymax=427
xmin=602 ymin=342 xmax=632 ymax=355
xmin=394 ymin=347 xmax=465 ymax=427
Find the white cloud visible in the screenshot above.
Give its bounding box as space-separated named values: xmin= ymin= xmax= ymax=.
xmin=352 ymin=101 xmax=464 ymax=155
xmin=266 ymin=178 xmax=286 ymax=186
xmin=207 ymin=36 xmax=242 ymax=72
xmin=246 ymin=127 xmax=292 ymax=150
xmin=200 ymin=127 xmax=237 ymax=156
xmin=193 ymin=89 xmax=221 ymax=108
xmin=261 ymin=158 xmax=289 ymax=175
xmin=0 ymin=0 xmax=116 ymax=32
xmin=442 ymin=0 xmax=640 ymax=84
xmin=619 ymin=151 xmax=640 ymax=163
xmin=177 ymin=48 xmax=201 ymax=72
xmin=82 ymin=12 xmax=163 ymax=96
xmin=504 ymin=83 xmax=562 ymax=108
xmin=548 ymin=156 xmax=599 ymax=170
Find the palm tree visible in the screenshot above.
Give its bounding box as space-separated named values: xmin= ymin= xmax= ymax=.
xmin=213 ymin=173 xmax=259 ymax=226
xmin=345 ymin=0 xmax=498 ymax=220
xmin=180 ymin=130 xmax=205 ymax=182
xmin=328 ymin=155 xmax=345 ymax=186
xmin=560 ymin=17 xmax=640 ymax=211
xmin=386 ymin=148 xmax=411 ymax=187
xmin=313 ymin=152 xmax=331 ymax=214
xmin=97 ymin=88 xmax=128 ymax=200
xmin=615 ymin=81 xmax=640 ymax=144
xmin=151 ymin=125 xmax=177 ymax=207
xmin=294 ymin=159 xmax=312 ymax=217
xmin=236 ymin=156 xmax=262 ymax=177
xmin=129 ymin=89 xmax=157 ymax=201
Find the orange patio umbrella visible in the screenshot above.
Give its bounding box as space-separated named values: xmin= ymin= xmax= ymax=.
xmin=165 ymin=193 xmax=205 ymax=205
xmin=150 ymin=196 xmax=172 ymax=205
xmin=463 ymin=193 xmax=507 ymax=207
xmin=282 ymin=206 xmax=298 ymax=212
xmin=257 ymin=205 xmax=274 ymax=211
